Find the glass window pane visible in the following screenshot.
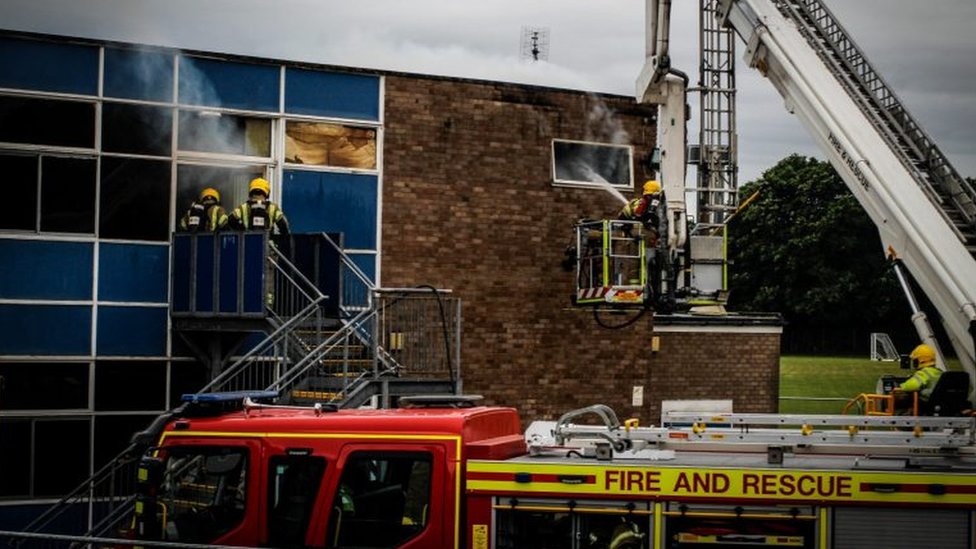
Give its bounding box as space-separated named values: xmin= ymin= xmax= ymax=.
xmin=41 ymin=156 xmax=96 ymax=233
xmin=0 ymin=95 xmax=95 ymax=148
xmin=94 ymin=361 xmax=166 ymax=411
xmin=35 ymin=418 xmax=91 ymax=496
xmin=327 ymin=453 xmax=432 ymax=548
xmin=102 ymin=103 xmax=173 ymax=156
xmin=552 ymin=140 xmax=633 ymax=187
xmin=170 ymin=361 xmax=208 ymax=407
xmin=104 ymin=47 xmax=174 ymax=102
xmin=0 ymin=362 xmax=89 ymax=410
xmin=178 ymin=110 xmax=271 ymax=157
xmin=285 ymin=122 xmax=376 ymax=169
xmin=94 ymin=414 xmax=156 ymax=470
xmin=99 ymin=157 xmax=171 ymax=241
xmin=0 ymin=419 xmax=31 ymax=497
xmin=267 ymin=455 xmax=326 ymax=547
xmin=0 ymin=153 xmax=38 ymax=231
xmin=158 ymin=447 xmax=249 ymax=543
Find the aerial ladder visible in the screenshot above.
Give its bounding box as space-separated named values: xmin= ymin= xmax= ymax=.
xmin=638 ymin=0 xmax=976 ymax=398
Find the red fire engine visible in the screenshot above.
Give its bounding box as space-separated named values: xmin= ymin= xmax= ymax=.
xmin=131 ymin=393 xmax=976 ymax=549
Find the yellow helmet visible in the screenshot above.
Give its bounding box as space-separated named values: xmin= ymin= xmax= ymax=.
xmin=909 ymin=344 xmax=937 ymax=369
xmin=642 ymin=180 xmax=662 ymax=195
xmin=249 ymin=177 xmax=271 ymax=197
xmin=199 ymin=187 xmax=220 ymax=203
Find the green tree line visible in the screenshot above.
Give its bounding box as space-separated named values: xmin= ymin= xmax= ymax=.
xmin=725 ymin=154 xmax=922 ymax=354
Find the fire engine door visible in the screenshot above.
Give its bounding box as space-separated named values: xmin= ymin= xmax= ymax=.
xmin=321 ymin=443 xmax=453 ymax=549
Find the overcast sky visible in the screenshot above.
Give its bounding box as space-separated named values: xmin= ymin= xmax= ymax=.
xmin=2 ymin=0 xmax=973 ymax=186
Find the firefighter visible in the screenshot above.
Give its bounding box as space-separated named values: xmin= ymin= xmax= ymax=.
xmin=179 ymin=187 xmax=228 ymax=232
xmin=898 ymin=343 xmax=942 ymax=407
xmin=228 ymin=177 xmax=290 ymax=234
xmin=619 ymin=179 xmax=668 ymax=302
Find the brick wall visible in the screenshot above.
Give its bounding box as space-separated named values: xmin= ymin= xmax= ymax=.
xmin=380 ymin=74 xmax=781 ymax=425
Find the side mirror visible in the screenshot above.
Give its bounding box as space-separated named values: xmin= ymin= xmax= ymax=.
xmin=899 ymin=354 xmax=910 ymax=370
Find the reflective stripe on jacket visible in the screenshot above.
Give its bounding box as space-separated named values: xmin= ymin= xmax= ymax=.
xmin=900 ymin=366 xmax=942 ymax=402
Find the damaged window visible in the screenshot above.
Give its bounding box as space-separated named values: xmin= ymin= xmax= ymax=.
xmin=100 ymin=157 xmax=171 ymax=241
xmin=102 ymin=103 xmax=173 ymax=156
xmin=0 ymin=95 xmax=95 ymax=149
xmin=552 ymin=139 xmax=633 ymax=189
xmin=178 ymin=110 xmax=271 ymax=157
xmin=0 ymin=153 xmax=95 ymax=234
xmin=285 ymin=121 xmax=376 ymax=169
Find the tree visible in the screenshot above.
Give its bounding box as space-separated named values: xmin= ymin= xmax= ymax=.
xmin=726 ymin=155 xmax=910 ymax=353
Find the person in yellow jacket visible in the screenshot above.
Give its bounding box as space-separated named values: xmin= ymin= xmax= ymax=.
xmin=229 ymin=178 xmax=289 ymax=234
xmin=179 ymin=187 xmax=228 ymax=232
xmin=898 ymin=343 xmax=942 ymax=406
xmin=619 ymin=180 xmax=668 ymax=302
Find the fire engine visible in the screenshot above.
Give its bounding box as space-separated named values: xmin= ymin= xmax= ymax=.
xmin=7 ymin=0 xmax=975 ymax=546
xmin=130 ymin=394 xmax=976 ymax=548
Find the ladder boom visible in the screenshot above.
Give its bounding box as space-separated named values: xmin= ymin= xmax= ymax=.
xmin=718 ymin=0 xmax=976 ymax=395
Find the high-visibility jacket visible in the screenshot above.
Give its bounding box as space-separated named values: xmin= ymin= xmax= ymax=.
xmin=620 ymin=193 xmax=666 ymax=244
xmin=230 ymin=200 xmax=289 ymax=233
xmin=179 ymin=202 xmax=228 ymax=232
xmin=899 ymin=365 xmax=942 ymax=402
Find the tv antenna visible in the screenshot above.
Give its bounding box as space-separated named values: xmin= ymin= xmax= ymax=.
xmin=520 ymin=26 xmax=550 ymax=62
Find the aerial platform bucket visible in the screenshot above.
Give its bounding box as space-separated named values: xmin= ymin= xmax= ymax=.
xmin=573 ymin=219 xmax=647 ymax=307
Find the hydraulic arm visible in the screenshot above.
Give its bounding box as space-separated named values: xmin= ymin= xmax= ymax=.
xmin=715 ymin=0 xmax=976 ymax=394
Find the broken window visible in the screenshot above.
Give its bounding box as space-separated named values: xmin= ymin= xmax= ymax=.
xmin=41 ymin=156 xmax=96 ymax=233
xmin=0 ymin=153 xmax=95 ymax=234
xmin=175 ymin=164 xmax=266 ymax=227
xmin=552 ymin=139 xmax=633 ymax=189
xmin=178 ymin=110 xmax=271 ymax=157
xmin=285 ymin=121 xmax=376 ymax=169
xmin=0 ymin=95 xmax=95 ymax=148
xmin=100 ymin=157 xmax=171 ymax=241
xmin=102 ymin=103 xmax=173 ymax=156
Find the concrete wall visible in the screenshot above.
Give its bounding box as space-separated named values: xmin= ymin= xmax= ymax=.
xmin=381 ymin=74 xmax=781 ymax=425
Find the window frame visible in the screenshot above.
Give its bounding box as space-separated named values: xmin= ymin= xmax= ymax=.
xmin=550 ymin=138 xmax=635 ymax=191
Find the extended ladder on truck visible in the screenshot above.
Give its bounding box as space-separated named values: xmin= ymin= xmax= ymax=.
xmin=711 ymin=0 xmax=976 ymax=394
xmin=530 ymin=405 xmax=976 ymax=459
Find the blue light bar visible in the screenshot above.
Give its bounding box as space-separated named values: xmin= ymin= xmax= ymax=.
xmin=182 ymin=390 xmax=279 ymax=403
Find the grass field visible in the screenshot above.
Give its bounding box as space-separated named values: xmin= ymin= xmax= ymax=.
xmin=778 ymin=355 xmax=906 ymax=414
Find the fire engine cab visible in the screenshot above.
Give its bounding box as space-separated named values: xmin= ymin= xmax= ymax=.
xmin=131 ymin=394 xmax=976 ymax=549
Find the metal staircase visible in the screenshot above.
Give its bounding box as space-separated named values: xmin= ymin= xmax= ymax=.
xmin=771 ymin=0 xmax=976 ymax=257
xmin=16 ymin=233 xmax=460 ymax=543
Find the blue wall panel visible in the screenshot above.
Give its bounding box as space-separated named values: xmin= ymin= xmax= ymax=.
xmin=0 ymin=37 xmax=98 ymax=95
xmin=0 ymin=304 xmax=91 ymax=355
xmin=178 ymin=56 xmax=279 ymax=112
xmin=104 ymin=48 xmax=174 ymax=102
xmin=282 ymin=171 xmax=377 ymax=249
xmin=348 ymin=253 xmax=376 ymax=283
xmin=285 ymin=68 xmax=379 ymax=120
xmin=98 ymin=243 xmax=168 ymax=303
xmin=0 ymin=240 xmax=93 ymax=300
xmin=96 ymin=306 xmax=167 ymax=356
